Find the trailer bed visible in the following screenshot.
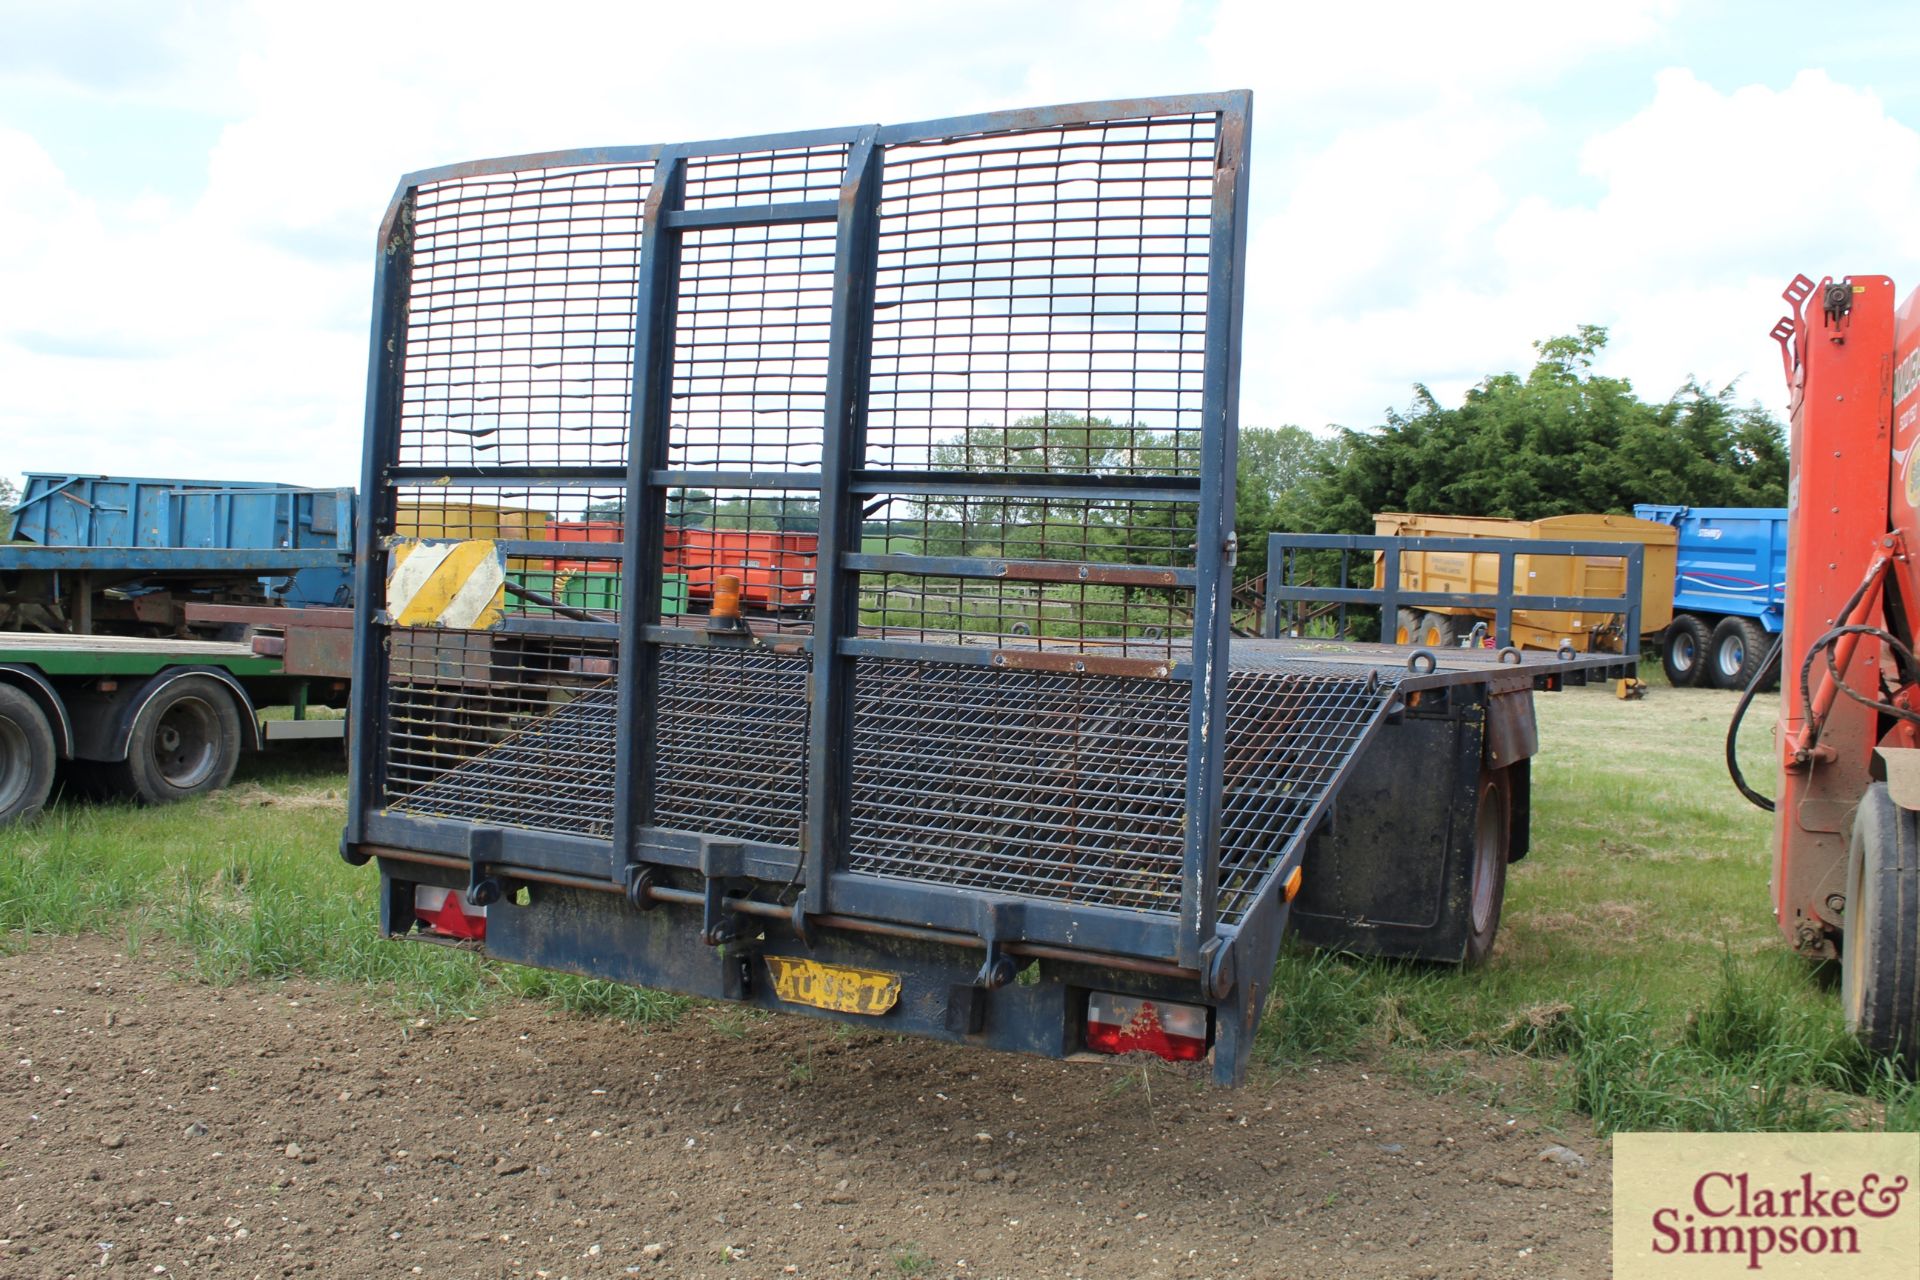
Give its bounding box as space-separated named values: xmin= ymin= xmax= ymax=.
xmin=0 ymin=632 xmax=277 ymax=676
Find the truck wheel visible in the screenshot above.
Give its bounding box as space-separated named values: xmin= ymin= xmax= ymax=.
xmin=1394 ymin=608 xmax=1421 ymax=645
xmin=1707 ymin=617 xmax=1768 ymax=690
xmin=1661 ymin=614 xmax=1710 ymax=687
xmin=1418 ymin=612 xmax=1457 ymax=650
xmin=1842 ymin=783 xmax=1920 ymax=1074
xmin=105 ymin=676 xmax=243 ymax=806
xmin=0 ymin=685 xmax=57 ymax=826
xmin=1465 ymin=766 xmax=1512 ymax=966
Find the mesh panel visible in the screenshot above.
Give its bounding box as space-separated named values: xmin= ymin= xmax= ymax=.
xmin=848 ymin=658 xmax=1394 ymax=922
xmin=383 ymin=629 xmax=618 ymax=812
xmin=400 ymin=164 xmax=649 ymax=470
xmin=651 ymin=645 xmax=809 ymax=844
xmin=1216 ymin=668 xmax=1399 ymax=924
xmin=865 ymin=115 xmax=1216 ymax=473
xmin=848 ymin=661 xmax=1190 ymax=912
xmin=683 ymin=144 xmax=847 ymax=210
xmin=669 ymin=221 xmax=836 ymax=472
xmin=388 ymin=641 xmax=808 ymax=848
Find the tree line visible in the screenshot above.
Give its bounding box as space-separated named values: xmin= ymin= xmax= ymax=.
xmin=573 ymin=325 xmax=1789 ymax=582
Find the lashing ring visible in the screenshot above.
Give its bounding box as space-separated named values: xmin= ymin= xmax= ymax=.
xmin=1407 ymin=648 xmax=1438 ymax=675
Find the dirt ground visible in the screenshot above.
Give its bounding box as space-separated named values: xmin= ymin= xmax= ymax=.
xmin=0 ymin=936 xmax=1609 ymax=1280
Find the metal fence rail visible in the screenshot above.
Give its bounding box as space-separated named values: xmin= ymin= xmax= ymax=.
xmin=1265 ymin=532 xmax=1647 ymax=654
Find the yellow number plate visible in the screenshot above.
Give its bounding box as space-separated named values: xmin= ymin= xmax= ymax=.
xmin=764 ymin=956 xmax=901 ymax=1016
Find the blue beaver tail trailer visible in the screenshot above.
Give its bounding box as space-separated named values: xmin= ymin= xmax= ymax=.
xmin=4 ymin=473 xmax=357 ymax=633
xmin=1 ymin=475 xmax=357 ymax=823
xmin=343 ymin=94 xmax=1636 ymax=1085
xmin=1632 ymin=504 xmax=1787 ymax=690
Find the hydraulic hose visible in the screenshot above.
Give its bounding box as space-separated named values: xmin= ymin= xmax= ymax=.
xmin=1727 ymin=636 xmax=1783 ymax=812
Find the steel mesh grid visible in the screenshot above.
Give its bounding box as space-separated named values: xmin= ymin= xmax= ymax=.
xmin=847 ymin=660 xmax=1192 ymax=912
xmin=386 ymin=483 xmax=629 ymax=623
xmin=390 ymin=684 xmax=620 ymax=839
xmin=386 ymin=639 xmax=809 ymax=847
xmin=382 ymin=629 xmax=619 ymax=809
xmin=1215 ymin=669 xmax=1399 ymax=924
xmin=847 ymin=657 xmax=1397 ymax=922
xmin=651 ymin=645 xmax=810 ymax=844
xmin=663 ymin=488 xmax=818 ymax=625
xmin=668 ymin=222 xmax=836 ymax=472
xmin=857 ymin=487 xmax=1192 ymax=649
xmin=400 ymin=163 xmax=651 ymax=470
xmin=857 ymin=574 xmax=1187 ymax=651
xmin=681 ymin=144 xmax=848 ymax=211
xmin=864 ymin=114 xmax=1216 ymax=474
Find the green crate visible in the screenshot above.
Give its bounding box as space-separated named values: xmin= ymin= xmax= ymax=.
xmin=510 ymin=569 xmax=687 ymax=617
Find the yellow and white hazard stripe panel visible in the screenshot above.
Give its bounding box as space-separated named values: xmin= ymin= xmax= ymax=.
xmin=385 ymin=539 xmax=507 ymax=630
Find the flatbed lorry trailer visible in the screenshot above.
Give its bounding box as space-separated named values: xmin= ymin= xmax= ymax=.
xmin=0 ymin=614 xmax=350 ymax=826
xmin=342 ymin=94 xmax=1636 ymax=1085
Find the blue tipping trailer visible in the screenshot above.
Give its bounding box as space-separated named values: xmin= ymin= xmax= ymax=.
xmin=1632 ymin=504 xmax=1788 ymax=689
xmin=3 ymin=474 xmax=356 ymax=631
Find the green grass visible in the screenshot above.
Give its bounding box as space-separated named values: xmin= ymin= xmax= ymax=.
xmin=2 ymin=676 xmax=1915 ymax=1133
xmin=1252 ymin=671 xmax=1920 ymax=1132
xmin=0 ymin=747 xmax=685 ymax=1027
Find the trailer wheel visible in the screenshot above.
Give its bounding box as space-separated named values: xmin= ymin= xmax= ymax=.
xmin=1418 ymin=612 xmax=1458 ymax=650
xmin=1465 ymin=766 xmax=1513 ymax=966
xmin=1394 ymin=608 xmax=1422 ymax=645
xmin=1660 ymin=614 xmax=1710 ymax=687
xmin=1707 ymin=617 xmax=1769 ymax=691
xmin=0 ymin=685 xmax=57 ymax=826
xmin=105 ymin=676 xmax=243 ymax=806
xmin=1842 ymin=783 xmax=1920 ymax=1074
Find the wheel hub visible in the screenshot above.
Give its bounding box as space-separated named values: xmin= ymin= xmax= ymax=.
xmin=153 ymin=698 xmax=218 ymax=789
xmin=0 ymin=716 xmax=29 ymax=812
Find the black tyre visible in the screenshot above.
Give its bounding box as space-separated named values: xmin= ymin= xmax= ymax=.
xmin=104 ymin=676 xmax=243 ymax=806
xmin=1843 ymin=784 xmax=1920 ymax=1074
xmin=1394 ymin=608 xmax=1422 ymax=645
xmin=1418 ymin=612 xmax=1458 ymax=650
xmin=0 ymin=684 xmax=57 ymax=826
xmin=1707 ymin=616 xmax=1769 ymax=691
xmin=1661 ymin=614 xmax=1710 ymax=688
xmin=1464 ymin=766 xmax=1512 ymax=967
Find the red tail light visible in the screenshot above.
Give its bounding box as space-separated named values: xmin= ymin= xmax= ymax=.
xmin=1086 ymin=992 xmax=1208 ymax=1062
xmin=413 ymin=885 xmax=486 ymax=940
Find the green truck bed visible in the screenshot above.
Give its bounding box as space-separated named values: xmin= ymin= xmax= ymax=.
xmin=0 ymin=633 xmax=284 ymax=678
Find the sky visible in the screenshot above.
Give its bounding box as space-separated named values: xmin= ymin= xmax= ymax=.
xmin=2 ymin=0 xmax=1918 ymax=488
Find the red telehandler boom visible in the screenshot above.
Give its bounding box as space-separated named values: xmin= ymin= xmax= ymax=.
xmin=1735 ymin=273 xmax=1920 ymax=1070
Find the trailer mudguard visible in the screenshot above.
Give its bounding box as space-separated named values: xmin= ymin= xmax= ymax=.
xmin=0 ymin=663 xmax=73 ymax=758
xmin=67 ymin=666 xmax=264 ymax=761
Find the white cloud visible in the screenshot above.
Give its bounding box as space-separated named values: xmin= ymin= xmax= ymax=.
xmin=3 ymin=2 xmax=1918 ymax=492
xmin=1206 ymin=0 xmax=1678 ymax=106
xmin=1236 ymin=66 xmax=1920 ymax=434
xmin=0 ymin=0 xmax=1209 ymax=484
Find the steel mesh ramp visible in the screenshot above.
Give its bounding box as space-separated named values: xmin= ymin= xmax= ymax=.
xmin=388 ymin=647 xmax=1395 ymax=928
xmin=346 ymin=94 xmax=1262 ymax=976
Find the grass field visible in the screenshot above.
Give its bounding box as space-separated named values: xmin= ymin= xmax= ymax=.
xmin=2 ymin=675 xmax=1914 ymax=1134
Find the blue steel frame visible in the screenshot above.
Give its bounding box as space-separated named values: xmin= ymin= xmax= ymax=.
xmin=1265 ymin=533 xmax=1646 ymax=656
xmin=346 ymin=94 xmax=1270 ymax=1077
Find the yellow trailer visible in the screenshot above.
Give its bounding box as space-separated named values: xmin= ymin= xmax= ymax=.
xmin=1373 ymin=512 xmax=1677 ymax=652
xmin=393 ymin=501 xmax=554 ymax=574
